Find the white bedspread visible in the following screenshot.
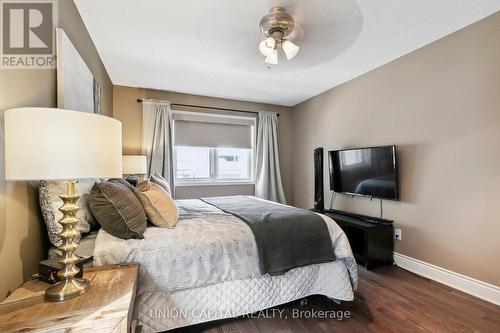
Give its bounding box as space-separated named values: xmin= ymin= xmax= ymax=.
xmin=93 ymin=199 xmax=357 ymax=294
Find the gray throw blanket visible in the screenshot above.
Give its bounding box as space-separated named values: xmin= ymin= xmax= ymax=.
xmin=201 ymin=196 xmax=336 ymax=275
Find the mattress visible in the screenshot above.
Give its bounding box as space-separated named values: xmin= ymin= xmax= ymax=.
xmin=138 ymin=258 xmax=354 ymax=332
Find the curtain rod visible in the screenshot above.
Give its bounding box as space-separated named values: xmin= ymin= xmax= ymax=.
xmin=136 ymin=98 xmax=279 ymax=117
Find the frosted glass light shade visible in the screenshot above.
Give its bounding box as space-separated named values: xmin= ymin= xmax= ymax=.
xmin=282 ymin=40 xmax=300 ymax=60
xmin=264 ymin=48 xmax=278 ymax=65
xmin=122 ymin=155 xmax=147 ymax=175
xmin=258 ymin=37 xmax=275 ymax=56
xmin=4 ymin=108 xmax=122 ymax=180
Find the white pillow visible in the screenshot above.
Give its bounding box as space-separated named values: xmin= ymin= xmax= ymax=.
xmin=39 ymin=179 xmax=101 ymax=246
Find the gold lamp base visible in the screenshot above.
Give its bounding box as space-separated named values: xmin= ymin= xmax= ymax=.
xmin=45 ymin=180 xmax=89 ymax=302
xmin=45 ymin=277 xmax=89 ymax=302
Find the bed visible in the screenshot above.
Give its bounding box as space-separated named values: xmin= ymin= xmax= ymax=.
xmin=89 ymin=197 xmax=357 ymax=332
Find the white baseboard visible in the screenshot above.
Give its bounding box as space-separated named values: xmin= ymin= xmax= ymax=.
xmin=393 ymin=252 xmax=500 ymax=306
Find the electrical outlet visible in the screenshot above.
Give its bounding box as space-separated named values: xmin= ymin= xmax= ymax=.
xmin=394 ymin=228 xmax=402 ymax=241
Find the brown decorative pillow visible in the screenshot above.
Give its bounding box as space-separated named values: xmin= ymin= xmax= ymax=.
xmin=135 ymin=180 xmax=178 ymax=228
xmin=89 ymin=182 xmax=147 ymax=239
xmin=150 ymin=171 xmax=172 ymax=195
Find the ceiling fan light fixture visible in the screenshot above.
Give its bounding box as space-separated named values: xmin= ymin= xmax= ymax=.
xmin=258 ymin=7 xmax=299 ymax=65
xmin=259 ymin=37 xmax=276 ymax=56
xmin=264 ymin=49 xmax=278 ymax=65
xmin=282 ymin=40 xmax=300 ymax=60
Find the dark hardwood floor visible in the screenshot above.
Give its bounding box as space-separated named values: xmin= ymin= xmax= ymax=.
xmin=171 ymin=265 xmax=500 ymax=333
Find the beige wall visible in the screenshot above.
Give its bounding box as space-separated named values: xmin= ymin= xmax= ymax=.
xmin=292 ymin=12 xmax=500 ymax=286
xmin=113 ymin=85 xmax=294 ymax=201
xmin=0 ymin=0 xmax=113 ymax=300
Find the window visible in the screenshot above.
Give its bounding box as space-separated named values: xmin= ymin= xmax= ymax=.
xmin=175 ymin=146 xmax=253 ymax=184
xmin=173 ymin=111 xmax=255 ymax=185
xmin=216 ymin=148 xmax=251 ymax=180
xmin=175 ymin=146 xmax=211 ymax=180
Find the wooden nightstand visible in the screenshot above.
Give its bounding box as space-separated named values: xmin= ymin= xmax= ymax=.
xmin=0 ymin=263 xmax=139 ymax=333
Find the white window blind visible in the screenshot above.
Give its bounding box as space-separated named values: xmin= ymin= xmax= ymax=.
xmin=173 ymin=112 xmax=255 ymax=149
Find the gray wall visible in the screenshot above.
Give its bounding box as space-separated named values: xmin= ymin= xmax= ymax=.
xmin=291 ymin=12 xmax=500 ymax=286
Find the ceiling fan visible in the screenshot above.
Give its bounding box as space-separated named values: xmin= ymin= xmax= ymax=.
xmin=258 ymin=7 xmax=300 ymax=65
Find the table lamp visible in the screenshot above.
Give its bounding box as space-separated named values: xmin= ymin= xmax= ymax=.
xmin=4 ymin=108 xmax=122 ymax=302
xmin=122 ymin=155 xmax=147 ymax=176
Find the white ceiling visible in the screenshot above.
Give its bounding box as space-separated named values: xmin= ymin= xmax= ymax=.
xmin=75 ymin=0 xmax=500 ymax=106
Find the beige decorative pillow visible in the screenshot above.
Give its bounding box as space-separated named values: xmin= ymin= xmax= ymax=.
xmin=135 ymin=180 xmax=179 ymax=228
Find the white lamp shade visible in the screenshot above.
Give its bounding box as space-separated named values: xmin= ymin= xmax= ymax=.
xmin=282 ymin=40 xmax=300 ymax=60
xmin=4 ymin=108 xmax=122 ymax=180
xmin=264 ymin=48 xmax=278 ymax=65
xmin=258 ymin=37 xmax=275 ymax=56
xmin=122 ymin=155 xmax=147 ymax=175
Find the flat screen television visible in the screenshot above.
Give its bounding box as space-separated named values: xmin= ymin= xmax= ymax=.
xmin=329 ymin=145 xmax=398 ymax=200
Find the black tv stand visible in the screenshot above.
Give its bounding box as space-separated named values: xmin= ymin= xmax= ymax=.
xmin=325 ymin=209 xmax=393 ymax=225
xmin=313 ymin=209 xmax=394 ymax=269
